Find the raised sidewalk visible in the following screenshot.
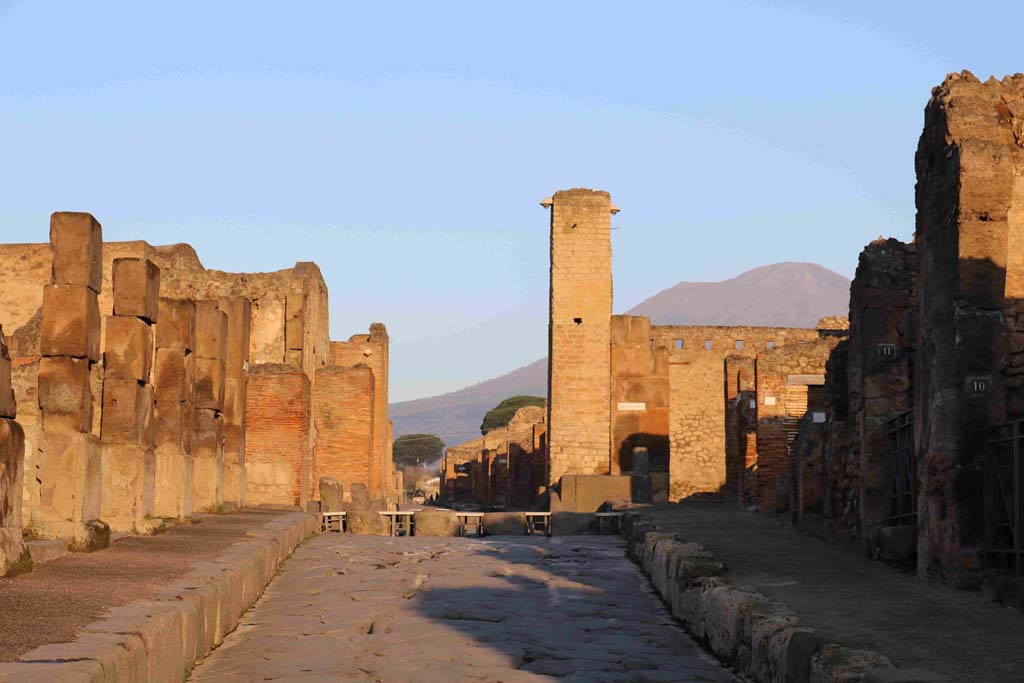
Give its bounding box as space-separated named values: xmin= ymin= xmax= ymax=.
xmin=0 ymin=508 xmax=317 ymax=682
xmin=639 ymin=501 xmax=1023 ymax=683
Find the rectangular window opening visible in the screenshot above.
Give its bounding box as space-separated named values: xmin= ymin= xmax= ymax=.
xmin=573 ymin=317 xmax=582 ymax=325
xmin=673 ymin=339 xmax=683 ymax=350
xmin=766 ymin=340 xmax=776 ymax=349
xmin=704 ymin=340 xmax=712 ymax=350
xmin=735 ymin=340 xmax=744 ymax=350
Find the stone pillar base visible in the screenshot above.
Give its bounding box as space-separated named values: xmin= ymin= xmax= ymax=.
xmin=28 ymin=518 xmax=109 ymax=552
xmin=100 ymin=444 xmax=156 ymax=533
xmin=194 ymin=452 xmax=224 ymax=513
xmin=154 ymin=447 xmax=194 ymax=519
xmin=223 ymin=461 xmax=247 ymax=509
xmin=0 ymin=528 xmax=31 ymax=576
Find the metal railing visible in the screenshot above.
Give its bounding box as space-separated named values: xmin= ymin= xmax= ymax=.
xmin=887 ymin=411 xmax=916 ymax=526
xmin=986 ymin=420 xmax=1024 ymax=575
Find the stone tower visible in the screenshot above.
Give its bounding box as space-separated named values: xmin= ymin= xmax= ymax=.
xmin=544 ymin=188 xmax=617 ymax=484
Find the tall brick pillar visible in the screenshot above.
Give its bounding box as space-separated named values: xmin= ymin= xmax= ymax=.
xmin=313 ymin=366 xmax=376 ymax=500
xmin=0 ymin=325 xmax=30 ymax=575
xmin=193 ymin=300 xmax=227 ymax=512
xmin=100 ymin=258 xmax=160 ymax=533
xmin=153 ymin=297 xmax=196 ymax=519
xmin=543 ymin=189 xmax=616 ymax=485
xmin=219 ymin=296 xmax=251 ymax=509
xmin=915 ymin=72 xmax=1024 ymax=583
xmin=32 ymin=212 xmax=108 ymax=550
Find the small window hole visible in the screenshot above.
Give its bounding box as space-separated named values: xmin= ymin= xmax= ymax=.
xmin=735 ymin=340 xmax=744 ymax=350
xmin=573 ymin=317 xmax=582 ymax=325
xmin=674 ymin=339 xmax=683 ymax=350
xmin=704 ymin=340 xmax=712 ymax=350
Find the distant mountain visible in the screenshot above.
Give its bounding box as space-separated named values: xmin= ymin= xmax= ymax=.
xmin=390 ymin=262 xmax=851 ymax=446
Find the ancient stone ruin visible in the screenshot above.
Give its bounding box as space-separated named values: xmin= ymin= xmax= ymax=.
xmin=0 ymin=215 xmax=401 ymax=573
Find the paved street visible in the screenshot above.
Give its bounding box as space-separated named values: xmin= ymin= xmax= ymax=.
xmin=190 ymin=534 xmax=736 ymax=682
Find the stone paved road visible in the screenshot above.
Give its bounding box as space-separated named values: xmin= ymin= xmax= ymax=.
xmin=190 ymin=534 xmax=736 ymax=683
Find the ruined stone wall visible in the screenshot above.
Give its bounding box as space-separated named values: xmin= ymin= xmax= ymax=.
xmin=755 ymin=337 xmax=840 ymax=514
xmin=312 ymin=366 xmax=375 ymax=500
xmin=546 ymin=189 xmax=614 ymax=483
xmin=0 ymin=324 xmax=29 ymax=575
xmin=609 ymin=316 xmax=669 ymax=497
xmin=328 ymin=323 xmax=391 ymax=502
xmin=913 ymin=72 xmax=1024 ymax=584
xmin=653 ymin=325 xmax=826 ymax=501
xmin=725 ymin=356 xmax=757 ymax=504
xmin=840 ymin=239 xmax=918 ymax=543
xmin=442 ymin=406 xmax=546 ymax=507
xmin=244 ymin=365 xmax=311 ymax=507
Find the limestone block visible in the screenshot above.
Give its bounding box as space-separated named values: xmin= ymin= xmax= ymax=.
xmin=0 ymin=335 xmax=15 ymax=419
xmin=153 ymin=400 xmax=189 ymax=449
xmin=222 ymin=376 xmax=246 ymax=441
xmin=40 ymin=284 xmax=100 ymax=360
xmin=156 ymin=298 xmax=196 ymax=352
xmin=193 ymin=408 xmax=224 ymax=513
xmin=550 ymin=511 xmax=598 ymax=535
xmin=101 ymin=442 xmax=155 ymax=533
xmin=154 ymin=348 xmax=194 ymax=402
xmin=101 ymin=379 xmax=153 ymax=444
xmin=285 ymin=292 xmax=305 ymax=351
xmin=49 ymin=211 xmax=103 ymax=293
xmin=219 ymin=296 xmax=252 ymax=378
xmin=319 ymin=477 xmax=343 ymax=512
xmin=809 ymin=644 xmax=893 ymax=683
xmin=195 ymin=301 xmax=227 ymax=361
xmin=223 ymin=458 xmax=246 ymax=510
xmin=413 ymin=509 xmax=460 ymax=537
xmin=194 ymin=357 xmax=225 ymax=411
xmin=350 ymin=482 xmax=371 ymax=507
xmin=0 ymin=528 xmax=31 ymax=577
xmin=482 ymin=512 xmax=527 ymax=536
xmin=285 ymin=349 xmax=303 ymax=367
xmin=112 ymin=258 xmax=160 ymax=322
xmin=38 ymin=356 xmax=92 ymax=433
xmin=103 ymin=315 xmax=154 ymax=381
xmin=342 ymin=507 xmax=383 ymax=534
xmin=34 ymin=429 xmax=102 ymax=527
xmin=0 ymin=418 xmax=25 ymax=530
xmin=154 ymin=441 xmax=193 ymax=520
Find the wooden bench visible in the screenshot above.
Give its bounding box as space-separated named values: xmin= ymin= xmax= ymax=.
xmin=321 ymin=511 xmax=346 ymax=533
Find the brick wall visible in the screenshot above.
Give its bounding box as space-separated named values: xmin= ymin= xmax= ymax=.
xmin=244 ymin=365 xmax=310 ymax=507
xmin=546 ymin=189 xmax=613 ymax=483
xmin=755 ymin=338 xmax=840 ymax=513
xmin=329 ymin=323 xmax=390 ymax=501
xmin=312 ymin=365 xmax=375 ymax=498
xmin=656 ymin=325 xmax=830 ymax=501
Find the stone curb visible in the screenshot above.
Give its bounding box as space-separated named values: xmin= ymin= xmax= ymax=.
xmin=619 ymin=512 xmax=950 ymax=683
xmin=0 ymin=510 xmax=319 ymax=683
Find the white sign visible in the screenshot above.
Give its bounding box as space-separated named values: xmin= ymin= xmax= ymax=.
xmin=749 ymin=399 xmax=756 ymax=409
xmin=763 ymin=396 xmax=777 ymax=406
xmin=617 ymin=402 xmax=647 ymax=412
xmin=813 ymin=412 xmax=826 ymax=423
xmin=243 ymin=360 xmax=249 ymax=372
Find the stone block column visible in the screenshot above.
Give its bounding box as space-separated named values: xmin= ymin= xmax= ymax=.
xmin=543 ymin=189 xmax=615 ymax=486
xmin=0 ymin=325 xmax=30 ymax=575
xmin=100 ymin=258 xmax=159 ymax=534
xmin=193 ymin=300 xmax=227 ymax=512
xmin=153 ymin=297 xmax=196 ymax=519
xmin=31 ymin=212 xmax=107 ymax=550
xmin=219 ymin=296 xmax=251 ymax=509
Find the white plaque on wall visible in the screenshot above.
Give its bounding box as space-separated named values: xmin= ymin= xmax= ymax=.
xmin=813 ymin=412 xmax=826 ymax=423
xmin=749 ymin=399 xmax=756 ymax=409
xmin=617 ymin=402 xmax=647 ymax=411
xmin=763 ymin=396 xmax=777 ymax=406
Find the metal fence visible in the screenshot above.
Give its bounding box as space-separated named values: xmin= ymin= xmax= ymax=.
xmin=886 ymin=411 xmax=916 ymax=526
xmin=986 ymin=420 xmax=1024 ymax=575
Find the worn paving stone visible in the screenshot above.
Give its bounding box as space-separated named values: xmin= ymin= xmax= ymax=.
xmin=190 ymin=535 xmax=736 ymax=682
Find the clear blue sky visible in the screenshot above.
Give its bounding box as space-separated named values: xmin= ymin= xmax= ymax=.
xmin=0 ymin=1 xmax=1019 ymax=400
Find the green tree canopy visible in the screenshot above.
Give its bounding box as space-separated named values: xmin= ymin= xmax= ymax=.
xmin=392 ymin=433 xmax=445 ymax=468
xmin=480 ymin=395 xmax=546 ymax=434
